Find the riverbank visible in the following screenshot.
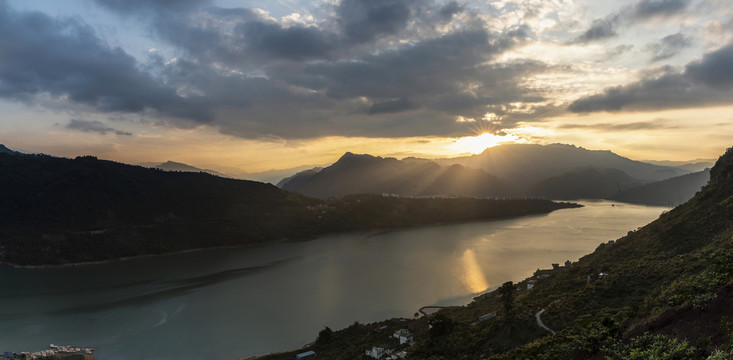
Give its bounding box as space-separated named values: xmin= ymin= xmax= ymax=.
xmin=1 ymin=199 xmax=581 ymax=268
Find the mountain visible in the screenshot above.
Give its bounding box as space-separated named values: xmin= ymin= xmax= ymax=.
xmin=528 ymin=167 xmax=640 ymax=199
xmin=0 ymin=152 xmax=577 ymax=266
xmin=611 ymin=168 xmax=711 ymax=206
xmin=280 ymin=145 xmax=689 ymax=201
xmin=278 ymin=152 xmax=513 ymax=199
xmin=0 ymin=144 xmax=18 ymax=155
xmin=276 ymin=167 xmax=323 ymax=188
xmin=435 ymin=143 xmax=689 ymax=186
xmin=645 ymin=159 xmax=716 ymax=172
xmin=245 ymin=164 xmax=327 ymax=184
xmin=262 ymin=146 xmax=733 ymax=360
xmin=151 ymin=160 xmax=231 ymax=178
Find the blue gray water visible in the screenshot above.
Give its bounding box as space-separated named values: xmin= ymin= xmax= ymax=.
xmin=0 ymin=200 xmax=667 ymax=359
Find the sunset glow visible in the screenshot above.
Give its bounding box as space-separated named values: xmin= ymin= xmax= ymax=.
xmin=0 ymin=0 xmax=731 ymax=176
xmin=449 ymin=133 xmax=518 ymax=155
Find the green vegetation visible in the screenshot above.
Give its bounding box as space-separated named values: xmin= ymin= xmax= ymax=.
xmin=258 ymin=147 xmax=733 ymax=359
xmin=0 ymin=153 xmax=578 ymax=266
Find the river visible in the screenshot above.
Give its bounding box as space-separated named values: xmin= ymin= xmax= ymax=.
xmin=0 ymin=200 xmax=667 ymax=359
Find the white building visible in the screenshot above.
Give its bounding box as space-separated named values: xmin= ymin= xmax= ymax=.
xmin=393 ymin=329 xmax=413 ymax=345
xmin=366 ymin=346 xmax=389 ymax=359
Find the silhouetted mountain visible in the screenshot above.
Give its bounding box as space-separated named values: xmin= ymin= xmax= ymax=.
xmin=280 ymin=145 xmax=688 ymax=201
xmin=152 ymin=161 xmax=231 ymax=178
xmin=435 ymin=143 xmax=688 ymax=186
xmin=645 ymin=159 xmax=715 ymax=172
xmin=0 ymin=144 xmax=18 ymax=155
xmin=528 ymin=167 xmax=640 ymax=199
xmin=278 ymin=152 xmax=512 ymax=199
xmin=276 ymin=167 xmax=323 ymax=188
xmin=611 ymin=169 xmax=711 ymax=206
xmin=0 ymin=153 xmax=577 ymax=266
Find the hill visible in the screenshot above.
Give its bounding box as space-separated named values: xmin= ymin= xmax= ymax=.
xmin=261 ymin=146 xmax=733 ymax=360
xmin=436 ymin=143 xmax=688 ymax=186
xmin=528 ymin=167 xmax=640 ymax=200
xmin=150 ymin=160 xmax=232 ymax=178
xmin=278 ymin=152 xmax=513 ymax=199
xmin=611 ymin=169 xmax=711 ymax=206
xmin=645 ymin=159 xmax=716 ymax=172
xmin=0 ymin=153 xmax=577 ymax=266
xmin=0 ymin=144 xmax=18 ymax=155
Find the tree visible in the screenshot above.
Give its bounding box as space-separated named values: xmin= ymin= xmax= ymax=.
xmin=316 ymin=326 xmax=334 ymax=346
xmin=499 ymin=281 xmax=515 ymax=318
xmin=428 ymin=313 xmax=454 ymax=338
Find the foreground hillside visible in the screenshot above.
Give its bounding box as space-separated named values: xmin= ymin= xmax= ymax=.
xmin=262 ymin=147 xmax=733 ymax=360
xmin=0 ymin=153 xmax=578 ymax=266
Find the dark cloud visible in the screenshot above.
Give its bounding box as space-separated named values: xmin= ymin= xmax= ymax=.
xmin=603 ymin=44 xmax=634 ymax=60
xmin=647 ymin=32 xmax=692 ymax=62
xmin=631 ymin=0 xmax=689 ymax=19
xmin=569 ymin=42 xmax=733 ymax=113
xmin=574 ymin=15 xmax=621 ymax=43
xmin=92 ymin=0 xmax=209 ymax=15
xmin=368 ymin=98 xmax=416 ymax=115
xmin=685 ymin=42 xmax=733 ymax=88
xmin=0 ymin=0 xmax=557 ymax=140
xmin=66 ymin=119 xmax=132 ymax=136
xmin=558 ymin=119 xmax=678 ymax=131
xmin=336 ymin=0 xmax=413 ymax=43
xmin=0 ymin=2 xmax=211 ymax=120
xmin=574 ymin=0 xmax=689 ymax=43
xmin=236 ymin=21 xmax=338 ymax=61
xmin=438 ymin=1 xmax=463 ymax=20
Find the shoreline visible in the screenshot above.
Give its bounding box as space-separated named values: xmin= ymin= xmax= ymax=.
xmin=1 ymin=200 xmax=583 ymax=269
xmin=0 ymin=241 xmax=286 ymax=270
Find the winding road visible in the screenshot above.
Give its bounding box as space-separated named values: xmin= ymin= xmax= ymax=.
xmin=535 ymin=309 xmax=556 ymax=335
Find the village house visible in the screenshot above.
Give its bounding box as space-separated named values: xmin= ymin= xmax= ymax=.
xmin=366 ymin=346 xmax=391 ymax=359
xmin=393 ymin=329 xmax=413 ymax=345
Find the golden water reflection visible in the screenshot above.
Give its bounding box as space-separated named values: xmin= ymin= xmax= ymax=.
xmin=460 ymin=249 xmax=489 ymax=293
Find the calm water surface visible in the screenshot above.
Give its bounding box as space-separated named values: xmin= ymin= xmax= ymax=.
xmin=0 ymin=200 xmax=667 ymax=359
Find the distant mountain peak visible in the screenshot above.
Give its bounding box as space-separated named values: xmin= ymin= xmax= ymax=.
xmin=0 ymin=144 xmax=18 ymax=155
xmin=153 ymin=161 xmax=230 ymax=178
xmin=334 ymin=152 xmax=382 ymax=165
xmin=338 ymin=151 xmax=374 ymax=160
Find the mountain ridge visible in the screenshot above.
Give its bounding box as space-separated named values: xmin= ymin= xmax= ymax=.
xmin=278 ymin=144 xmax=690 ymax=201
xmin=279 ymin=152 xmax=513 ymax=199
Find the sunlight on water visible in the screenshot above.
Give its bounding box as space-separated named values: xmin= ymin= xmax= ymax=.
xmin=460 ymin=249 xmax=489 ymax=293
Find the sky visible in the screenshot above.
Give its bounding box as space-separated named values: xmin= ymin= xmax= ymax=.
xmin=0 ymin=0 xmax=732 ymax=175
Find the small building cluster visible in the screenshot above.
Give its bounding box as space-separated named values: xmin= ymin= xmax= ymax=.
xmin=392 ymin=329 xmax=413 ymax=345
xmin=365 ymin=346 xmax=407 ymax=360
xmin=364 ymin=328 xmax=414 ymax=359
xmin=1 ymin=344 xmax=94 ymax=359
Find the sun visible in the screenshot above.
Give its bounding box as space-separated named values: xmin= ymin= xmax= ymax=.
xmin=449 ymin=133 xmax=514 ymax=155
